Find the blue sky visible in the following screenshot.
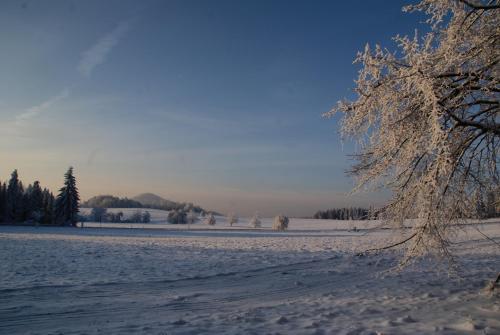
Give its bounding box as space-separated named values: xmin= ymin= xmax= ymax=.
xmin=0 ymin=0 xmax=426 ymax=216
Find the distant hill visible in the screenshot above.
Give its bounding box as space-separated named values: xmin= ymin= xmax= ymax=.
xmin=132 ymin=193 xmax=177 ymax=208
xmin=132 ymin=193 xmax=205 ymax=213
xmin=82 ymin=195 xmax=142 ymax=209
xmin=82 ymin=193 xmax=205 ymax=213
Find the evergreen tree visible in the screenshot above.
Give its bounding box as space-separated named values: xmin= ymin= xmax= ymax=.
xmin=21 ymin=183 xmax=33 ymax=222
xmin=17 ymin=181 xmax=25 ymax=221
xmin=0 ymin=181 xmax=6 ymax=223
xmin=6 ymin=170 xmax=23 ymax=223
xmin=54 ymin=167 xmax=80 ymax=226
xmin=42 ymin=189 xmax=55 ymax=225
xmin=30 ymin=181 xmax=44 ymax=221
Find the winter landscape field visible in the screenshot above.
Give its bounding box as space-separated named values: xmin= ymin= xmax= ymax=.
xmin=1 ymin=211 xmax=499 ymax=335
xmin=2 ymin=0 xmax=499 ymax=334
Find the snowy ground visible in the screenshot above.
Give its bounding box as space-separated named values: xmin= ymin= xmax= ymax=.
xmin=0 ymin=215 xmax=499 ymax=334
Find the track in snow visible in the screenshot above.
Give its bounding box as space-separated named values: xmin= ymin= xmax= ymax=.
xmin=0 ymin=255 xmax=364 ymax=334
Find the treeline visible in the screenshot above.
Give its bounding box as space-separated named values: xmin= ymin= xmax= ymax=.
xmin=0 ymin=168 xmax=80 ymax=226
xmin=312 ymin=207 xmax=373 ymax=220
xmin=82 ymin=195 xmax=142 ymax=209
xmin=314 ymin=195 xmax=499 ymax=220
xmin=82 ymin=208 xmax=151 ymax=223
xmin=82 ymin=195 xmax=205 ymax=213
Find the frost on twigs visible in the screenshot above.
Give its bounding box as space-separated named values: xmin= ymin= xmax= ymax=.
xmin=273 ymin=215 xmax=289 ymax=231
xmin=249 ymin=213 xmax=262 ymax=228
xmin=484 ymin=273 xmax=500 ymax=293
xmin=187 ymin=210 xmax=198 ymax=224
xmin=167 ymin=210 xmax=187 ymax=224
xmin=227 ymin=213 xmax=238 ymax=226
xmin=204 ymin=213 xmax=216 ymax=225
xmin=325 ymin=0 xmax=499 ymax=266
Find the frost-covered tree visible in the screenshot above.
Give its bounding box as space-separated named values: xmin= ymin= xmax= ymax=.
xmin=130 ymin=210 xmax=144 ymax=223
xmin=313 ymin=207 xmax=370 ymax=220
xmin=91 ymin=207 xmax=107 ymax=222
xmin=107 ymin=211 xmax=123 ymax=223
xmin=273 ymin=215 xmax=289 ymax=231
xmin=325 ymin=0 xmax=499 ymax=263
xmin=142 ymin=211 xmax=151 ymax=223
xmin=249 ymin=213 xmax=262 ymax=228
xmin=227 ymin=212 xmax=238 ymax=226
xmin=187 ymin=210 xmax=198 ymax=224
xmin=167 ymin=209 xmax=187 ymax=224
xmin=54 ymin=167 xmax=80 ymax=226
xmin=204 ymin=213 xmax=216 ymax=225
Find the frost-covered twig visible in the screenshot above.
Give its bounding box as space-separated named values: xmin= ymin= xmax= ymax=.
xmin=474 ymin=226 xmax=500 ymax=248
xmin=356 ymin=232 xmax=418 ymax=256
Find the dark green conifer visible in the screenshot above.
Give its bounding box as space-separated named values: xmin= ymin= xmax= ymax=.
xmin=54 ymin=167 xmax=80 ymax=226
xmin=6 ymin=170 xmax=23 ymax=223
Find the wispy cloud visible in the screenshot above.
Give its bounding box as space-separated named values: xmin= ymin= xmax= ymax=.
xmin=16 ymin=88 xmax=70 ymax=123
xmin=78 ymin=21 xmax=130 ymax=78
xmin=152 ymin=109 xmax=276 ymax=134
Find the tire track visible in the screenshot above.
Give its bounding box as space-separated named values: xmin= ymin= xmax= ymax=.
xmin=0 ymin=255 xmax=366 ymax=334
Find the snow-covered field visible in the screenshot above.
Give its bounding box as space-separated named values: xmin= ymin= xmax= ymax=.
xmin=1 ymin=215 xmax=499 ymax=334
